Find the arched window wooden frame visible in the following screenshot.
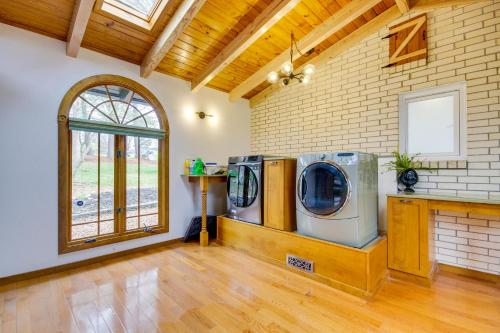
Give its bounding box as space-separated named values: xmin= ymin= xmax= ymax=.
xmin=58 ymin=75 xmax=169 ymax=254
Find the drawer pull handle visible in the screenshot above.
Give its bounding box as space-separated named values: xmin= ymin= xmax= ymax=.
xmin=400 ymin=199 xmax=412 ymax=203
xmin=269 ymin=161 xmax=278 ymax=165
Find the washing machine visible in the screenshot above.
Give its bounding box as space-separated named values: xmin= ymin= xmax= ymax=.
xmin=296 ymin=152 xmax=378 ymax=248
xmin=226 ymin=155 xmax=263 ymax=224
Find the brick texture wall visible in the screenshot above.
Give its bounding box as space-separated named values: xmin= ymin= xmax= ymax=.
xmin=250 ymin=1 xmax=500 ymax=274
xmin=436 ymin=211 xmax=500 ymax=273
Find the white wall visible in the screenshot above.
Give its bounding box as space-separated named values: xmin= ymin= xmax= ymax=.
xmin=0 ymin=23 xmax=251 ymax=277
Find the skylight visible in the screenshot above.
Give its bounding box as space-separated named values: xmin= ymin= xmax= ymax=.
xmin=114 ymin=0 xmax=158 ymax=17
xmin=100 ymin=0 xmax=169 ymax=30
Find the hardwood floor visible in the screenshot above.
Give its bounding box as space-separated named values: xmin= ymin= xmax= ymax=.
xmin=1 ymin=243 xmax=499 ymax=333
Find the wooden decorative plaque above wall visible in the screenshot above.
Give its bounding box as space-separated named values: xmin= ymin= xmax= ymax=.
xmin=383 ymin=14 xmax=427 ymax=68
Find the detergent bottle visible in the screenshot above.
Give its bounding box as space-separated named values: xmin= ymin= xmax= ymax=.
xmin=192 ymin=158 xmax=206 ymax=175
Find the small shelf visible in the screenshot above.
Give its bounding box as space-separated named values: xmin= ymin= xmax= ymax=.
xmin=181 ymin=174 xmax=227 ymax=183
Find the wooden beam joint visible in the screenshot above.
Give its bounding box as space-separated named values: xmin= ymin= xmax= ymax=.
xmin=246 ymin=0 xmax=486 ymax=103
xmin=228 ymin=0 xmax=381 ymax=101
xmin=395 ymin=0 xmax=410 ymax=13
xmin=190 ymin=0 xmax=301 ymax=92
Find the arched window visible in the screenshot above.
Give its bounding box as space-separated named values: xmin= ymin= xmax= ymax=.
xmin=58 ymin=75 xmax=169 ymax=253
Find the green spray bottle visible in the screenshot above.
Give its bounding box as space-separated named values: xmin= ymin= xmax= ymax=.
xmin=192 ymin=158 xmax=206 ymax=175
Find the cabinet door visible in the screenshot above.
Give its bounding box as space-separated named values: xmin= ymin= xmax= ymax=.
xmin=264 ymin=160 xmax=284 ymax=230
xmin=388 ymin=197 xmax=429 ymax=276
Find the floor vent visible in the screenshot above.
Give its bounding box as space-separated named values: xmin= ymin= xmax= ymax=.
xmin=286 ymin=254 xmax=314 ymax=273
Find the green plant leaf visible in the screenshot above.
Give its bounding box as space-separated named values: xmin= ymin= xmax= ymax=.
xmin=384 ymin=151 xmax=431 ymax=175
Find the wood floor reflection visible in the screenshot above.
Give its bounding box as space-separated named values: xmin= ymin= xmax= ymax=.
xmin=1 ymin=243 xmax=499 ymax=332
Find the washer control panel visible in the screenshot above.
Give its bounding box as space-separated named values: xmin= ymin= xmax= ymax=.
xmin=335 ymin=152 xmax=358 ymax=165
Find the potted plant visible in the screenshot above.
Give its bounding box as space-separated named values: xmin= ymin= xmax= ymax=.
xmin=385 ymin=151 xmax=429 ymax=193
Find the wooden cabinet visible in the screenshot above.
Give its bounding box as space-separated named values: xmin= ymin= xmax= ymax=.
xmin=263 ymin=159 xmax=296 ymax=231
xmin=388 ymin=197 xmax=435 ymax=280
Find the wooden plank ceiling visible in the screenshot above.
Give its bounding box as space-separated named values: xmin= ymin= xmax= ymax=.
xmin=0 ymin=0 xmax=397 ymax=99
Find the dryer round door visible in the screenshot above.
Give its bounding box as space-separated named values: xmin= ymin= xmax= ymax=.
xmin=227 ymin=165 xmax=258 ymax=208
xmin=298 ymin=161 xmax=350 ymax=216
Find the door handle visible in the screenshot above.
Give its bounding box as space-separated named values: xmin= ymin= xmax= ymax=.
xmin=300 ymin=178 xmax=308 ymax=202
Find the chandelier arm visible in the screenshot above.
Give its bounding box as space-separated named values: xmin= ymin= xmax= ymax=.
xmin=268 ymin=31 xmax=314 ymax=86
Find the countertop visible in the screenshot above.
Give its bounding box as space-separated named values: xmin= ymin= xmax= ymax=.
xmin=263 ymin=156 xmax=296 ymax=161
xmin=181 ymin=174 xmax=227 ymax=177
xmin=387 ymin=192 xmax=500 ymax=205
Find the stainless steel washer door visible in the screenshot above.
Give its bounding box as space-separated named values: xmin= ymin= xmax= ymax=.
xmin=298 ymin=161 xmax=350 ymax=217
xmin=227 ymin=165 xmax=258 ymax=208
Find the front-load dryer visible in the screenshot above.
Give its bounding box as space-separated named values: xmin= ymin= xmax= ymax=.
xmin=296 ymin=152 xmax=378 ymax=248
xmin=227 ymin=155 xmax=263 ymax=224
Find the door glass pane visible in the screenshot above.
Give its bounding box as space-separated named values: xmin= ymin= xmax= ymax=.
xmin=99 ymin=134 xmax=115 ymax=235
xmin=126 ymin=136 xmax=140 ymax=230
xmin=407 ymin=95 xmax=456 ymax=155
xmin=227 ymin=166 xmax=239 ymax=206
xmin=236 ymin=166 xmax=257 ymax=208
xmin=300 ymin=163 xmax=349 ymax=216
xmin=139 ymin=138 xmax=159 ymax=227
xmin=72 ymin=130 xmax=99 ymax=239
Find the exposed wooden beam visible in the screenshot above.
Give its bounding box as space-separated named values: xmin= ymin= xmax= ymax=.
xmin=190 ymin=0 xmax=301 ymax=93
xmin=228 ymin=0 xmax=381 ymax=102
xmin=250 ymin=6 xmax=401 ymax=107
xmin=395 ymin=0 xmax=410 ymax=13
xmin=312 ymin=0 xmax=487 ymax=66
xmin=141 ymin=0 xmax=206 ymax=78
xmin=410 ymin=0 xmax=488 ymax=12
xmin=67 ymin=0 xmax=96 ymax=57
xmin=249 ymin=0 xmax=485 ymax=106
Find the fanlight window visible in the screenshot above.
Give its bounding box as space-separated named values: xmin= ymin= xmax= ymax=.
xmin=69 ymin=85 xmax=161 ymax=132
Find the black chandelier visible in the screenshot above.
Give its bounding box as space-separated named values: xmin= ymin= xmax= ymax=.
xmin=267 ymin=32 xmax=316 ymax=86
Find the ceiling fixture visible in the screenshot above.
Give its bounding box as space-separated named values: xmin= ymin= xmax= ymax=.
xmin=267 ymin=32 xmax=316 ymax=86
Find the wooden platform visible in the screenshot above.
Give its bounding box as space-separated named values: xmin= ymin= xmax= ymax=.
xmin=217 ymin=216 xmax=387 ymax=298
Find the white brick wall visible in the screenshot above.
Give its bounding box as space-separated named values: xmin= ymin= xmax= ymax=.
xmin=436 ymin=211 xmax=500 ymax=274
xmin=250 ymin=1 xmax=500 ymax=275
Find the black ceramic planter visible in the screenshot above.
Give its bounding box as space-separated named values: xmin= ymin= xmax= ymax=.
xmin=398 ymin=168 xmax=419 ymax=193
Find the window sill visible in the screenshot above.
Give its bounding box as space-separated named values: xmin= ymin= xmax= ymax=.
xmin=414 ymin=155 xmax=467 ymax=162
xmin=59 ymin=226 xmax=169 ymax=254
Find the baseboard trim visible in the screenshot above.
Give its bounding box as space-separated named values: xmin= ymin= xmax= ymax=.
xmin=0 ymin=237 xmax=183 ymax=286
xmin=438 ymin=263 xmax=500 ymax=284
xmin=389 ymin=268 xmax=434 ymax=287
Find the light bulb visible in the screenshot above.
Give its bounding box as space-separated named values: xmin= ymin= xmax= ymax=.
xmin=267 ymin=71 xmax=279 ymax=84
xmin=302 ymin=74 xmax=311 ymax=85
xmin=281 ymin=61 xmax=293 ymax=75
xmin=303 ymin=64 xmax=315 ymax=76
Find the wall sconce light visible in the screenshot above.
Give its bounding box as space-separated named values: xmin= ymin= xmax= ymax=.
xmin=196 ymin=111 xmax=213 ymax=119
